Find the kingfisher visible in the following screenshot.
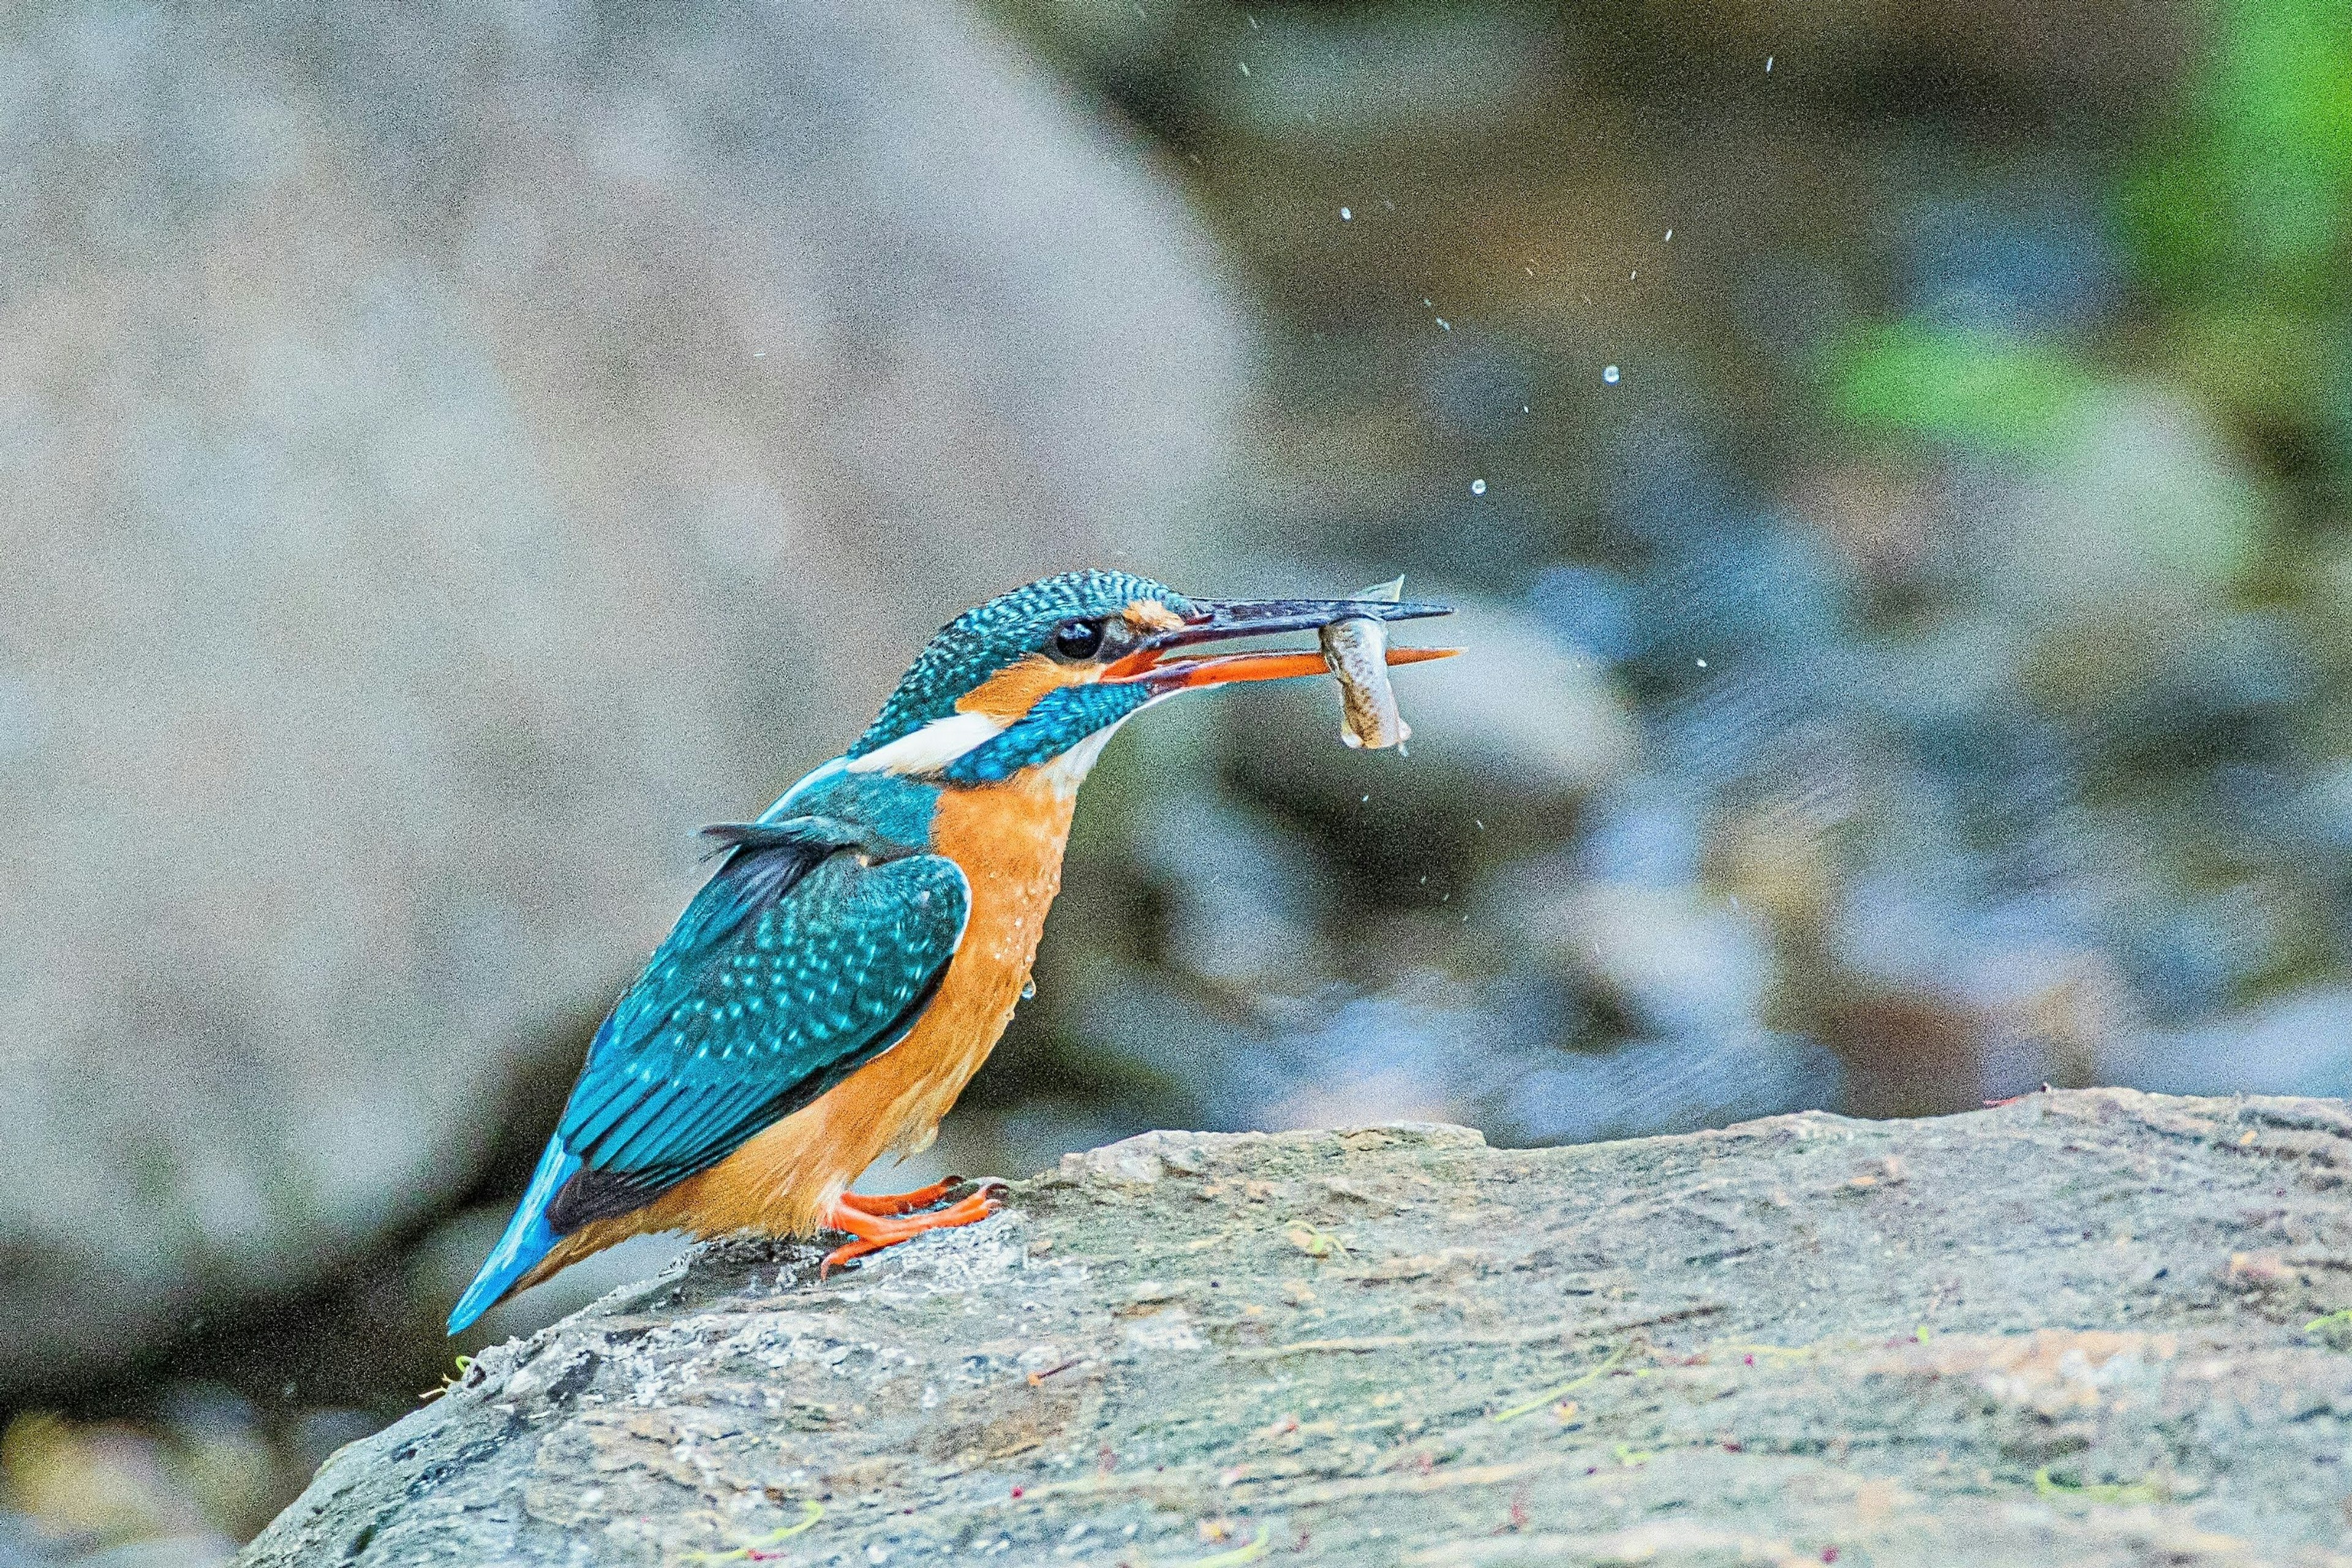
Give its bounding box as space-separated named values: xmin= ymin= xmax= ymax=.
xmin=448 ymin=570 xmax=1452 ymax=1332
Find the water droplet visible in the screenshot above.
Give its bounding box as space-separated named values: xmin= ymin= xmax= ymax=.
xmin=1603 ymin=364 xmax=1621 ymax=385
xmin=1340 ymin=206 xmax=1351 ymax=221
xmin=1471 ymin=478 xmax=1487 ymax=496
xmin=1695 ymin=658 xmax=1708 ymax=668
xmin=1764 ymin=55 xmax=1773 ymax=72
xmin=1021 ymin=979 xmax=1037 ymax=1000
xmin=1238 ymin=61 xmax=1251 ymax=76
xmin=1664 ymin=228 xmax=1673 ymax=241
xmin=1435 ymin=317 xmax=1451 ymax=331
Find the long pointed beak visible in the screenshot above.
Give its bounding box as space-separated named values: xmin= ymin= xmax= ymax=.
xmin=1102 ymin=596 xmax=1459 ymax=692
xmin=1129 ymin=643 xmax=1460 ymax=693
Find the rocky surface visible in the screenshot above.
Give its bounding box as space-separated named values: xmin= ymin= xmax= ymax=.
xmin=246 ymin=1090 xmax=2352 ymax=1566
xmin=0 ymin=0 xmax=1243 ymax=1390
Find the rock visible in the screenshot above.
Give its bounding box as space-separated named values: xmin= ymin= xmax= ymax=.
xmin=2103 ymin=985 xmax=2352 ymax=1099
xmin=1513 ymin=877 xmax=1774 ymax=1036
xmin=247 ymin=1091 xmax=2352 ymax=1566
xmin=0 ymin=0 xmax=1245 ymax=1392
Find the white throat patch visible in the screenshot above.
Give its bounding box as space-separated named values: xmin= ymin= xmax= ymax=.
xmin=843 ymin=710 xmax=1004 ymax=777
xmin=1036 ymin=717 xmax=1125 ymax=796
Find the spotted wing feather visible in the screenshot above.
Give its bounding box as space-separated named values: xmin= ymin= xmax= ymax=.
xmin=547 ymin=835 xmax=969 ymax=1230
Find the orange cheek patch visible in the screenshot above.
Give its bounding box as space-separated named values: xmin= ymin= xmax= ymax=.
xmin=1124 ymin=599 xmax=1186 ymax=633
xmin=955 ymin=654 xmax=1093 ymax=725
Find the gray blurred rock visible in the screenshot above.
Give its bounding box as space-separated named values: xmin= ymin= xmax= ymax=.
xmin=1136 ymin=794 xmax=1338 ymax=994
xmin=2102 ymin=986 xmax=2352 ymax=1099
xmin=2002 ymin=385 xmax=2261 ymax=616
xmin=1499 ymin=1027 xmax=1845 ymax=1145
xmin=0 ymin=0 xmax=1247 ymax=1390
xmin=1500 ymin=861 xmax=1773 ymax=1038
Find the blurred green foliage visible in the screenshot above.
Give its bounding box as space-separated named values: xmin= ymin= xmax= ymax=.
xmin=1828 ymin=323 xmax=2095 ymax=453
xmin=1838 ymin=0 xmax=2351 ymax=462
xmin=2121 ymin=0 xmax=2352 ymax=301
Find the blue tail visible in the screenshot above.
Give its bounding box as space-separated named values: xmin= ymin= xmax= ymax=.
xmin=447 ymin=1139 xmax=581 ymax=1335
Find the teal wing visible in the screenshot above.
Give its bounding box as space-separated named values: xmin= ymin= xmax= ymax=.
xmin=545 ymin=828 xmax=970 ymax=1231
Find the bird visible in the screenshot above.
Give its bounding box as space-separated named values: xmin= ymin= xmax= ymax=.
xmin=447 ymin=569 xmax=1451 ymax=1333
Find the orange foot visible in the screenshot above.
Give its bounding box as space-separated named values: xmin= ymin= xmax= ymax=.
xmin=819 ymin=1186 xmax=1004 ymax=1275
xmin=835 ymin=1175 xmax=1004 ymax=1217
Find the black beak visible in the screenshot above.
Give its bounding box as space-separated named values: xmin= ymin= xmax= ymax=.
xmin=1165 ymin=596 xmax=1450 ymax=648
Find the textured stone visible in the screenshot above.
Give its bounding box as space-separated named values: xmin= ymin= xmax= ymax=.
xmin=247 ymin=1091 xmax=2352 ymax=1566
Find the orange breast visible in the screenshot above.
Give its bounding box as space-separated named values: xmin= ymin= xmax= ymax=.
xmin=532 ymin=773 xmax=1080 ymax=1274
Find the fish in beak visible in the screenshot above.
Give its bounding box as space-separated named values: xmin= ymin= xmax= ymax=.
xmin=1102 ymin=596 xmax=1458 ymax=694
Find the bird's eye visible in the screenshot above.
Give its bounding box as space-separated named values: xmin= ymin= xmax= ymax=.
xmin=1050 ymin=619 xmax=1106 ymax=661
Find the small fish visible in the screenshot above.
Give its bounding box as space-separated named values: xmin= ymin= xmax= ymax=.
xmin=1320 ymin=576 xmax=1411 ymax=752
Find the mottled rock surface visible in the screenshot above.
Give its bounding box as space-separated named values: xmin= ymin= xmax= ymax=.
xmin=247 ymin=1091 xmax=2352 ymax=1566
xmin=0 ymin=0 xmax=1243 ymax=1390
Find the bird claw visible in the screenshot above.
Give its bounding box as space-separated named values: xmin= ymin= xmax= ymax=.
xmin=818 ymin=1188 xmax=1005 ymax=1277
xmin=836 ymin=1176 xmax=968 ymax=1217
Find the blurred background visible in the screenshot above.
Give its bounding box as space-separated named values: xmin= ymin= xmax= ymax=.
xmin=5 ymin=0 xmax=2350 ymax=1559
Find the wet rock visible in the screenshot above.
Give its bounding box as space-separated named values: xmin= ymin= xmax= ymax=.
xmin=0 ymin=0 xmax=1245 ymax=1392
xmin=247 ymin=1091 xmax=2352 ymax=1567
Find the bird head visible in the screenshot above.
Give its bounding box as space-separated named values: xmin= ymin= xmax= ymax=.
xmin=845 ymin=569 xmax=1452 ymax=787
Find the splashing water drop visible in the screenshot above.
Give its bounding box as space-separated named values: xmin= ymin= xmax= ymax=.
xmin=1602 ymin=364 xmax=1621 ymax=385
xmin=1471 ymin=478 xmax=1487 ymax=496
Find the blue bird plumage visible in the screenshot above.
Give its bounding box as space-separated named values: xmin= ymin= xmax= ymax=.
xmin=448 ymin=794 xmax=968 ymax=1333
xmin=449 ymin=570 xmax=1453 ymax=1332
xmin=853 ymin=570 xmax=1191 ymax=756
xmin=447 ymin=1138 xmax=580 ymax=1333
xmin=939 ymin=681 xmax=1156 ymax=784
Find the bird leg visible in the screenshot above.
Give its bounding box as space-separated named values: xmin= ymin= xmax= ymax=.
xmin=835 ymin=1176 xmax=991 ymax=1217
xmin=819 ymin=1188 xmax=1002 ymax=1275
